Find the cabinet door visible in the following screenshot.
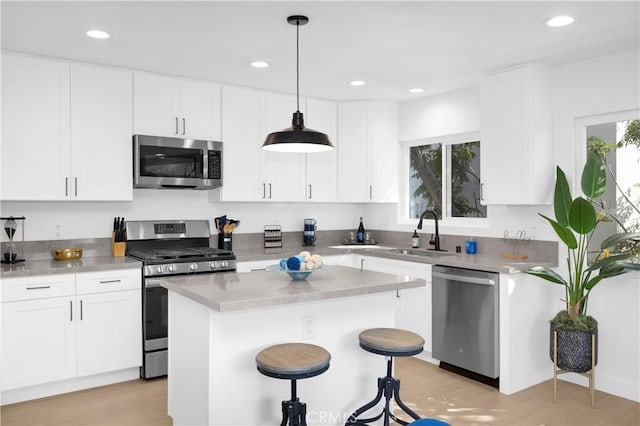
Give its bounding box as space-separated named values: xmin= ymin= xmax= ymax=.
xmin=305 ymin=98 xmax=338 ymax=202
xmin=70 ymin=64 xmax=133 ymax=200
xmin=1 ymin=53 xmax=70 ymax=200
xmin=337 ymin=102 xmax=369 ymax=202
xmin=263 ymin=92 xmax=305 ymax=201
xmin=177 ymin=79 xmax=221 ymax=140
xmin=358 ymin=256 xmax=432 ymax=351
xmin=368 ymin=102 xmax=399 ymax=202
xmin=219 ymin=86 xmax=265 ymax=201
xmin=480 ymin=64 xmax=553 ymax=205
xmin=133 ymin=72 xmax=178 ymax=138
xmin=1 ymin=297 xmax=76 ymax=390
xmin=76 ymin=290 xmax=142 ymax=376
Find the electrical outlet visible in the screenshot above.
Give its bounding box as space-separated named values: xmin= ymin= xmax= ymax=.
xmin=53 ymin=224 xmax=62 ymax=239
xmin=302 ymin=315 xmax=315 ymax=340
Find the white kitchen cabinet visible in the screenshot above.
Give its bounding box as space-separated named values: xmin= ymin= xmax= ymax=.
xmin=1 ymin=53 xmax=133 ymax=201
xmin=218 ymin=85 xmax=266 ymax=201
xmin=1 ymin=269 xmax=141 ymax=392
xmin=133 ymin=72 xmax=221 ymax=141
xmin=357 ymin=256 xmax=432 ymax=352
xmin=217 ymin=87 xmax=336 ymax=202
xmin=480 ymin=63 xmax=553 ymax=205
xmin=337 ymin=101 xmax=399 ymax=202
xmin=70 ymin=63 xmax=133 ymax=200
xmin=304 ymin=98 xmax=338 ymax=202
xmin=76 ymin=289 xmax=141 ymax=376
xmin=262 ymin=92 xmax=306 ymax=201
xmin=1 ymin=53 xmax=70 ymax=200
xmin=1 ymin=274 xmax=76 ymax=390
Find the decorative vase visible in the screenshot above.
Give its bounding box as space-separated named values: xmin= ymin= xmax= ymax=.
xmin=549 ymin=323 xmax=598 ymax=373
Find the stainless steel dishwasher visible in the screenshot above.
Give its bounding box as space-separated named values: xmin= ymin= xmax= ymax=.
xmin=432 ymin=265 xmax=499 ymax=381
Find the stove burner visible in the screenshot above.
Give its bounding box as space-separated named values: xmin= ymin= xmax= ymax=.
xmin=127 ymin=247 xmax=233 ymax=262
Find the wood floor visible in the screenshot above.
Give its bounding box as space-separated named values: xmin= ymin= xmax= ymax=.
xmin=1 ymin=358 xmax=638 ymax=425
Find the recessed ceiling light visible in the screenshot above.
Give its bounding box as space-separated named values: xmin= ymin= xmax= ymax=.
xmin=409 ymin=88 xmax=424 ymax=94
xmin=86 ymin=30 xmax=109 ymax=39
xmin=546 ymin=16 xmax=575 ymax=27
xmin=349 ymin=80 xmax=366 ymax=87
xmin=250 ymin=60 xmax=269 ymax=68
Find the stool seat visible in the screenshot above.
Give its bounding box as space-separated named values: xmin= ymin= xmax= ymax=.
xmin=359 ymin=328 xmax=425 ymax=357
xmin=256 ymin=343 xmax=331 ymax=380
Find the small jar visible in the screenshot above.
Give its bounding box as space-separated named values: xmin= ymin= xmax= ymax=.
xmin=465 ymin=237 xmax=477 ymax=254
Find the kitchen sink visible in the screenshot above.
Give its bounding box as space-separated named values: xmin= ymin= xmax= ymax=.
xmin=388 ymin=249 xmax=456 ymax=257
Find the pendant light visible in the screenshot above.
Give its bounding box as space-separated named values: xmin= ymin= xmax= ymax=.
xmin=261 ymin=15 xmax=334 ymax=153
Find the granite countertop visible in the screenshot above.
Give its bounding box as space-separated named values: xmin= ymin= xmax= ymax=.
xmin=0 ymin=256 xmax=142 ymax=278
xmin=160 ymin=265 xmax=425 ymax=312
xmin=232 ymin=245 xmax=557 ymax=274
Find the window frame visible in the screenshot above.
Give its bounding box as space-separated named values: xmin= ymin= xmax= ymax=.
xmin=400 ymin=131 xmax=487 ymax=227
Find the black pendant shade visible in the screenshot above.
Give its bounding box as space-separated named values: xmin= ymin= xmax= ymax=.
xmin=261 ymin=15 xmax=334 ymax=153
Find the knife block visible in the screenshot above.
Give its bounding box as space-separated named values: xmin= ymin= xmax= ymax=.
xmin=112 ymin=233 xmax=126 ymax=257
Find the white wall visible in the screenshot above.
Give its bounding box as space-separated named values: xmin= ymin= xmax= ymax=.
xmin=550 ymin=49 xmax=640 ymax=402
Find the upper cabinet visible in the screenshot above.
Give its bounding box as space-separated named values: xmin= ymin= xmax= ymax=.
xmin=480 ymin=63 xmax=553 ymax=205
xmin=304 ymin=98 xmax=338 ymax=202
xmin=1 ymin=53 xmax=133 ymax=201
xmin=133 ymin=72 xmax=221 ymax=141
xmin=337 ymin=101 xmax=399 ymax=202
xmin=217 ymin=86 xmax=337 ymax=202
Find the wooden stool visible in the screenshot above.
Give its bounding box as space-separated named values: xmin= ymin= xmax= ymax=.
xmin=256 ymin=343 xmax=331 ymax=426
xmin=346 ymin=328 xmax=425 ymax=426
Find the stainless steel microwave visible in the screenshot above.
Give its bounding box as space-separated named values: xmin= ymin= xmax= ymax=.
xmin=133 ymin=135 xmax=222 ymax=190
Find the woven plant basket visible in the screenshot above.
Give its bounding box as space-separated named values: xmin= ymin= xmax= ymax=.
xmin=549 ymin=323 xmax=598 ymax=373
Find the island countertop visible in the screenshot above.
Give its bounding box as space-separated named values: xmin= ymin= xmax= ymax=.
xmin=160 ymin=265 xmax=425 ymax=312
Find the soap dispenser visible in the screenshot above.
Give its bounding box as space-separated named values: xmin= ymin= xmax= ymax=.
xmin=411 ymin=230 xmax=420 ymax=248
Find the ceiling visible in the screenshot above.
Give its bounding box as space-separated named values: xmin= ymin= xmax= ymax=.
xmin=2 ymin=1 xmax=639 ymax=102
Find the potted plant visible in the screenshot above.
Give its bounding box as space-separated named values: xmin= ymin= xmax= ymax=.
xmin=526 ymin=150 xmax=640 ymax=372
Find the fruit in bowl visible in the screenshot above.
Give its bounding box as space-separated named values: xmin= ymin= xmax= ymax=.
xmin=267 ymin=251 xmax=325 ymax=280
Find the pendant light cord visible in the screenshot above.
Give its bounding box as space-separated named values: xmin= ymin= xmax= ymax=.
xmin=296 ymin=19 xmax=300 ymax=112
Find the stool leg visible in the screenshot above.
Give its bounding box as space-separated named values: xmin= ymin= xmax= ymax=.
xmin=280 ymin=400 xmax=289 ymax=426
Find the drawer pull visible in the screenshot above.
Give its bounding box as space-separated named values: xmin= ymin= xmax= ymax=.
xmin=70 ymin=300 xmax=73 ymax=322
xmin=99 ymin=279 xmax=121 ymax=284
xmin=80 ymin=300 xmax=84 ymax=320
xmin=26 ymin=285 xmax=51 ymax=290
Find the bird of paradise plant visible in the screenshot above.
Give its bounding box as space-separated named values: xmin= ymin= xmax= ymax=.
xmin=527 ymin=151 xmax=640 ymax=321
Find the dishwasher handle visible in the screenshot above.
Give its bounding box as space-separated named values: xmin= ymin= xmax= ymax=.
xmin=432 ymin=271 xmax=495 ymax=286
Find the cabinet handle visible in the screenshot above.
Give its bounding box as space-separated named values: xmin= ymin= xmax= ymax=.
xmin=80 ymin=300 xmax=84 ymax=320
xmin=175 ymin=117 xmax=179 ymax=134
xmin=65 ymin=177 xmax=69 ymax=196
xmin=26 ymin=285 xmax=51 ymax=290
xmin=268 ymin=183 xmax=272 ymax=199
xmin=308 ymin=184 xmax=312 ymax=199
xmin=480 ymin=183 xmax=485 ymax=201
xmin=70 ymin=300 xmax=73 ymax=322
xmin=262 ymin=183 xmax=266 ymax=199
xmin=369 ymin=185 xmax=373 ymax=200
xmin=250 ymin=268 xmax=267 ymax=271
xmin=360 ymin=258 xmax=365 ymax=271
xmin=182 ymin=118 xmax=186 ymax=135
xmin=396 ymin=289 xmax=400 ymax=298
xmin=74 ymin=177 xmax=78 ymax=197
xmin=99 ymin=279 xmax=121 ymax=284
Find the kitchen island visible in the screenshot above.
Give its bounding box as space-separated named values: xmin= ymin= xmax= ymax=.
xmin=161 ymin=265 xmax=425 ymax=426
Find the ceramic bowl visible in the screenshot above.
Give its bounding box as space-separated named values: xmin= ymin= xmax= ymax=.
xmin=54 ymin=248 xmax=83 ymax=261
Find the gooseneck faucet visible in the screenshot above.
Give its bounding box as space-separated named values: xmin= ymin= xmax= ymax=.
xmin=417 ymin=210 xmax=443 ymax=251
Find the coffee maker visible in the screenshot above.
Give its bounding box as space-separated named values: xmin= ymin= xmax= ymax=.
xmin=303 ymin=218 xmax=316 ymax=246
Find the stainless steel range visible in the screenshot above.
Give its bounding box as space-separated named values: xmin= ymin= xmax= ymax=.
xmin=126 ymin=220 xmax=236 ymax=378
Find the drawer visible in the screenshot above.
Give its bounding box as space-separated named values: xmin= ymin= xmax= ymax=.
xmin=76 ymin=269 xmax=141 ymax=295
xmin=1 ymin=274 xmax=75 ymax=302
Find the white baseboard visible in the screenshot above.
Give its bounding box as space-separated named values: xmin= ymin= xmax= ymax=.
xmin=1 ymin=367 xmax=141 ymax=405
xmin=559 ymin=371 xmax=640 ymax=403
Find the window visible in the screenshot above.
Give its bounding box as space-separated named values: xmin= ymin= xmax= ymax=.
xmin=407 ymin=133 xmax=486 ymax=221
xmin=585 ymin=118 xmax=640 ymax=258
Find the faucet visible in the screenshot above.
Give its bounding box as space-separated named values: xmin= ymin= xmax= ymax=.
xmin=417 ymin=210 xmax=444 ymax=251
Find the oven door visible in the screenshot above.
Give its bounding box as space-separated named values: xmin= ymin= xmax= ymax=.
xmin=143 ymin=278 xmax=168 ymax=351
